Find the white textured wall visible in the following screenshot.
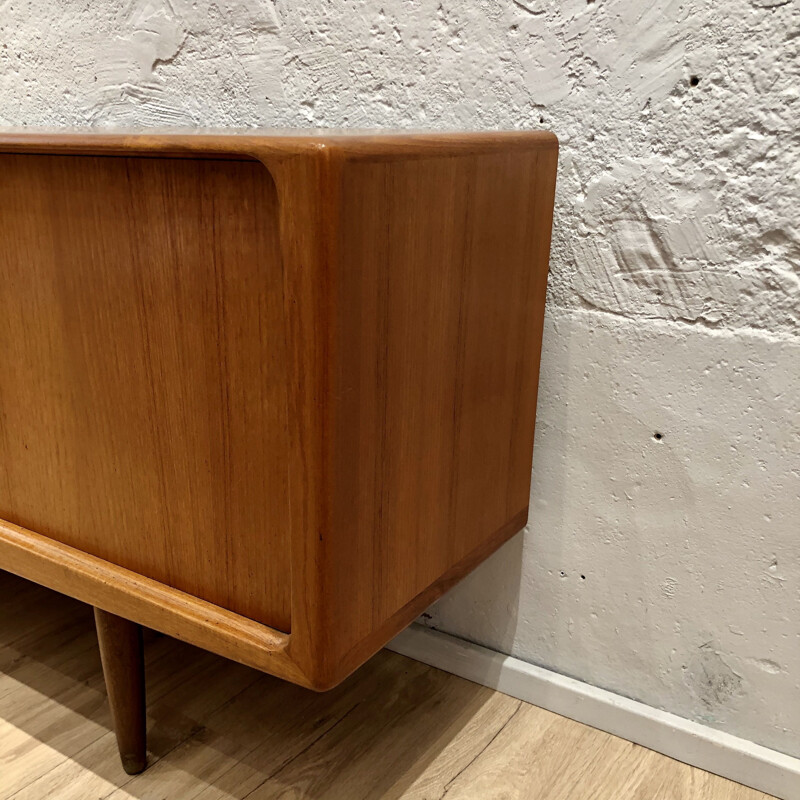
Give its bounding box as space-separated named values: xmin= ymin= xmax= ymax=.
xmin=3 ymin=0 xmax=798 ymax=757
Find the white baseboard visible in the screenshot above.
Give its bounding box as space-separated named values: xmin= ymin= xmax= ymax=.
xmin=387 ymin=624 xmax=800 ymax=800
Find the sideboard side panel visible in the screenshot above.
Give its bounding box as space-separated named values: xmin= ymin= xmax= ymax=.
xmin=325 ymin=141 xmax=558 ymax=681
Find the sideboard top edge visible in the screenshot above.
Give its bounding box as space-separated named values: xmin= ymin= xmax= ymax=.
xmin=0 ymin=128 xmax=558 ymax=159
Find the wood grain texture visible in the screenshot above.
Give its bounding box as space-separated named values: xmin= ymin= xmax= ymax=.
xmin=0 ymin=153 xmax=291 ymax=633
xmin=0 ymin=573 xmax=774 ymax=800
xmin=332 ymin=147 xmax=556 ymax=637
xmin=0 ymin=130 xmax=558 ymax=690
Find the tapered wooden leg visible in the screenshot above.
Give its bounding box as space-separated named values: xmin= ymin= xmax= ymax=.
xmin=94 ymin=608 xmax=147 ymax=774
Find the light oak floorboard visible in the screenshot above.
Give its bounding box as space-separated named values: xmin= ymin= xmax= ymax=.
xmin=0 ymin=572 xmax=773 ymax=800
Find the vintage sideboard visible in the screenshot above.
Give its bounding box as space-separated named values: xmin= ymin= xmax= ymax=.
xmin=0 ymin=129 xmax=558 ymax=773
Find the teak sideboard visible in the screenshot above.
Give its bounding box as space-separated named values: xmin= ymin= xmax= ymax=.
xmin=0 ymin=129 xmax=558 ymax=773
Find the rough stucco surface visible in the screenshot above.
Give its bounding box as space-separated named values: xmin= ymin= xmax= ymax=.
xmin=1 ymin=0 xmax=798 ymax=757
xmin=430 ymin=311 xmax=800 ymax=757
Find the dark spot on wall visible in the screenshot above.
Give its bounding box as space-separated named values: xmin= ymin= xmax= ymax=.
xmin=653 ymin=432 xmax=663 ymax=441
xmin=580 ymin=574 xmax=586 ymax=580
xmin=690 ymin=75 xmax=700 ymax=87
xmin=685 ymin=643 xmax=743 ymax=710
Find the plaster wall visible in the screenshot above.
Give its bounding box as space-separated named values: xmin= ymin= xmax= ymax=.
xmin=1 ymin=0 xmax=797 ymax=757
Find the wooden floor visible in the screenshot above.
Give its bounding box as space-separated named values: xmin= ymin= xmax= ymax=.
xmin=0 ymin=571 xmax=772 ymax=800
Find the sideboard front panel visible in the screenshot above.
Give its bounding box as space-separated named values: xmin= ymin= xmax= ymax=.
xmin=0 ymin=154 xmax=292 ymax=632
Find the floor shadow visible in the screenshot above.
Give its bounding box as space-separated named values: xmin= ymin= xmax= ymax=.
xmin=0 ymin=570 xmax=501 ymax=799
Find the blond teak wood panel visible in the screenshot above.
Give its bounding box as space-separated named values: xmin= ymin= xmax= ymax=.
xmin=0 ymin=130 xmax=558 ymax=690
xmin=0 ymin=573 xmax=773 ymax=800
